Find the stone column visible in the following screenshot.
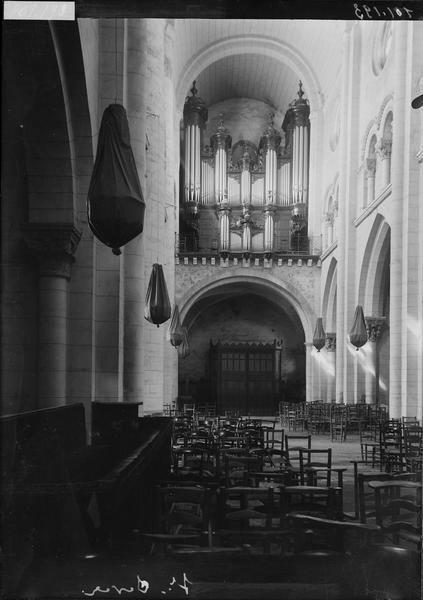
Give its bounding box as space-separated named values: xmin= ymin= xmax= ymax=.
xmin=23 ymin=223 xmax=81 ymax=407
xmin=389 ymin=22 xmax=410 ymax=419
xmin=364 ymin=317 xmax=386 ymax=405
xmin=376 ymin=138 xmax=392 ymax=188
xmin=325 ymin=333 xmax=336 ymax=403
xmin=305 ymin=342 xmax=314 ymax=402
xmin=365 ymin=158 xmax=376 ymax=206
xmin=122 ymin=18 xmax=149 ymax=405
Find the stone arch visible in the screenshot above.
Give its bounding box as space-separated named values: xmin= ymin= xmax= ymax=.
xmin=176 ymin=35 xmax=322 ymax=113
xmin=322 ymin=257 xmax=337 ymax=332
xmin=178 ymin=272 xmax=314 ymax=342
xmin=358 ymin=214 xmax=391 ymax=316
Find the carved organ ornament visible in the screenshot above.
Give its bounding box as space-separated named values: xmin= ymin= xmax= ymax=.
xmin=181 ymin=81 xmax=311 ymax=255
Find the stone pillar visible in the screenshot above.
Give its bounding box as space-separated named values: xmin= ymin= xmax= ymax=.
xmin=305 ymin=342 xmax=314 ymax=402
xmin=376 ymin=138 xmax=392 ymax=188
xmin=183 ymin=81 xmax=208 ymax=209
xmin=211 ymin=116 xmax=231 ymax=204
xmin=336 ymin=23 xmax=360 ymax=405
xmin=364 ymin=317 xmax=386 ymax=404
xmin=389 ymin=22 xmax=410 ymax=419
xmin=23 ymin=223 xmax=81 ymax=407
xmin=122 ymin=18 xmax=149 ymax=405
xmin=365 ymin=158 xmax=376 ymax=206
xmin=325 ymin=333 xmax=336 ymax=403
xmin=363 ymin=317 xmax=386 ymax=404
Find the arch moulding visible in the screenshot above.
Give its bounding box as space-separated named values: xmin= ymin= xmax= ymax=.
xmin=176 ymin=35 xmax=322 ymax=112
xmin=177 ymin=271 xmax=315 ymax=342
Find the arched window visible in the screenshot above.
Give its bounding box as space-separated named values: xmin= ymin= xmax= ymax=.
xmin=377 ymin=111 xmax=393 ymax=188
xmin=372 ymin=22 xmax=393 ymax=76
xmin=364 ymin=135 xmax=377 ymax=207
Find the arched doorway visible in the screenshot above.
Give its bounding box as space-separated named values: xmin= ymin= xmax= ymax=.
xmin=179 ymin=278 xmax=308 ymax=415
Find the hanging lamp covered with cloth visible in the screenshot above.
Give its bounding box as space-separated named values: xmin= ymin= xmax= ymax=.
xmin=349 ymin=305 xmax=368 ymax=350
xmin=144 ymin=264 xmax=171 ymax=327
xmin=168 ymin=305 xmax=184 ymax=347
xmin=312 ymin=317 xmax=326 ymax=352
xmin=178 ymin=327 xmax=190 ymax=358
xmin=87 ymin=104 xmax=145 ymax=255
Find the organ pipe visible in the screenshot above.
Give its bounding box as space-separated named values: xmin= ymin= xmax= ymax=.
xmin=259 ymin=114 xmax=281 ymax=253
xmin=291 ymin=81 xmax=310 ymax=205
xmin=183 ymin=81 xmax=208 ymax=209
xmin=211 ymin=117 xmax=231 ymax=205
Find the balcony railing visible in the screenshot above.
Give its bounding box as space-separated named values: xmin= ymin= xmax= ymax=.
xmin=176 ymin=234 xmax=322 ymax=258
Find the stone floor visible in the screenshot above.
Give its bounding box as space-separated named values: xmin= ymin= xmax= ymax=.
xmin=15 ymin=428 xmax=407 ymax=600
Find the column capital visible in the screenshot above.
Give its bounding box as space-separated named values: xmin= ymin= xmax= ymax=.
xmin=365 ymin=316 xmax=386 ymax=342
xmin=325 ymin=332 xmax=336 ymax=352
xmin=23 ymin=222 xmax=82 ymax=280
xmin=376 ymin=138 xmax=392 ymax=160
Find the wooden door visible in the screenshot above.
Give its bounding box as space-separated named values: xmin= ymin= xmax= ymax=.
xmin=210 ymin=342 xmax=280 ymax=416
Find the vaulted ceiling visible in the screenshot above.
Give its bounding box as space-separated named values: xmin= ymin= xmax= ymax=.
xmin=173 ymin=20 xmax=344 ymax=113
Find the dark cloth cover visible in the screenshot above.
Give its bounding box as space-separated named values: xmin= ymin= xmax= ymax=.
xmin=87 ymin=104 xmax=145 ymax=254
xmin=169 ymin=305 xmax=183 ymax=347
xmin=349 ymin=305 xmax=368 ymax=349
xmin=312 ymin=317 xmax=326 ymax=352
xmin=145 ymin=264 xmax=171 ymax=327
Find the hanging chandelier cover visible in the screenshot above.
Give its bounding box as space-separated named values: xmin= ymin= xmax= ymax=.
xmin=349 ymin=305 xmax=368 ymax=349
xmin=87 ymin=104 xmax=145 ymax=255
xmin=168 ymin=305 xmax=184 ymax=347
xmin=312 ymin=317 xmax=326 ymax=352
xmin=178 ymin=327 xmax=190 ymax=358
xmin=144 ymin=263 xmax=171 ymax=327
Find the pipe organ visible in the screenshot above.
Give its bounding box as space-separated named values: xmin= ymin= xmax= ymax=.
xmin=180 ymin=81 xmax=311 ymax=256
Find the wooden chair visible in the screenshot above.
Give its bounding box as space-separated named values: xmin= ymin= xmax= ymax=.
xmin=403 ymin=425 xmax=423 ymax=473
xmin=140 ymin=485 xmax=213 ymax=555
xmin=287 ymin=513 xmax=380 ymax=596
xmin=214 ymin=486 xmax=290 ymax=554
xmin=370 ymin=480 xmax=422 ymax=548
xmin=380 ymin=420 xmax=404 ymax=473
xmin=364 ymin=480 xmax=422 ymax=600
xmin=224 ymin=453 xmax=263 ymax=487
xmin=299 ymin=448 xmax=332 ymax=487
xmin=280 ymin=485 xmax=343 ymax=524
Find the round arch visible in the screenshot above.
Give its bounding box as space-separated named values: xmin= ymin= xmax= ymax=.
xmin=178 ymin=272 xmax=314 ymax=342
xmin=175 ymin=35 xmax=322 ymax=113
xmin=358 ymin=214 xmax=391 ymax=315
